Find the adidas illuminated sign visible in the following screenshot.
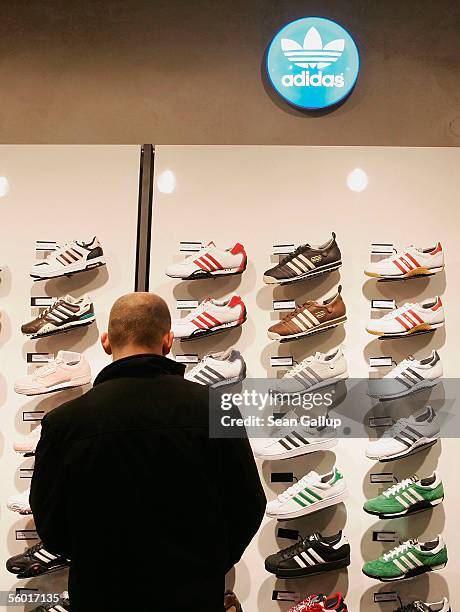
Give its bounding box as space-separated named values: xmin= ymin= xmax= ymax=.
xmin=266 ymin=17 xmax=360 ymax=110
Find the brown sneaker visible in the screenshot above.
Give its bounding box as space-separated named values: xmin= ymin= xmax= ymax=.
xmin=224 ymin=590 xmax=243 ymax=612
xmin=263 ymin=233 xmax=342 ymax=285
xmin=268 ymin=286 xmax=346 ymax=342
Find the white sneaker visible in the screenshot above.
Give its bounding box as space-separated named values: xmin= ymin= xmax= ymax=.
xmin=184 ymin=349 xmax=246 ymax=388
xmin=366 ymin=297 xmax=444 ymax=337
xmin=172 ymin=296 xmax=246 ymax=340
xmin=366 ymin=406 xmax=440 ymax=462
xmin=368 ymin=351 xmax=443 ymax=400
xmin=14 ymin=351 xmax=91 ymax=395
xmin=13 ymin=426 xmax=42 ymax=456
xmin=272 ymin=346 xmax=348 ymax=395
xmin=265 ymin=467 xmax=347 ymax=519
xmin=166 ymin=242 xmax=247 ymax=280
xmin=365 ymin=243 xmax=444 ymax=279
xmin=30 ymin=237 xmax=106 ymax=280
xmin=7 ymin=489 xmax=31 ymax=515
xmin=255 ymin=419 xmax=338 ymax=461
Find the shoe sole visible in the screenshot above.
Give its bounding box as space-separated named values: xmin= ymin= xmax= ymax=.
xmin=268 ymin=316 xmax=347 ymax=343
xmin=364 ymin=496 xmax=444 ymax=519
xmin=14 ymin=449 xmax=37 ymax=457
xmin=366 ymin=321 xmax=444 ymax=338
xmin=26 ymin=316 xmax=96 ymax=339
xmin=178 ymin=317 xmax=246 ymax=342
xmin=15 ymin=377 xmax=92 ymax=396
xmin=362 ymin=562 xmax=446 ymax=582
xmin=264 ymin=261 xmax=342 ymax=285
xmin=256 ymin=438 xmax=338 ymax=461
xmin=7 ymin=505 xmax=32 ymax=515
xmin=31 ymin=256 xmax=106 ymax=281
xmin=266 ymin=489 xmax=348 ymax=520
xmin=168 ymin=262 xmax=247 ymax=281
xmin=15 ymin=562 xmax=70 ymax=579
xmin=366 ymin=437 xmax=439 ymax=463
xmin=365 ymin=265 xmax=444 ymax=280
xmin=271 ymin=556 xmax=351 ymax=579
xmin=369 ymin=378 xmax=440 ymax=401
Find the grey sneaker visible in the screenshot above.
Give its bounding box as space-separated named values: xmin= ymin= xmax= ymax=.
xmin=366 ymin=406 xmax=440 ymax=462
xmin=184 ymin=349 xmax=246 ymax=388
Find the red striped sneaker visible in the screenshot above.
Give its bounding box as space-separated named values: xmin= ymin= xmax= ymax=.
xmin=172 ymin=296 xmax=246 ymax=340
xmin=365 ymin=243 xmax=444 ymax=279
xmin=166 ymin=242 xmax=247 ymax=280
xmin=366 ymin=297 xmax=445 ymax=337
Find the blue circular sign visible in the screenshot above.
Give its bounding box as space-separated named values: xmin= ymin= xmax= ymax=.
xmin=266 ymin=17 xmax=360 ymax=110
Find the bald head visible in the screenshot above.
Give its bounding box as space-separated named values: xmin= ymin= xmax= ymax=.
xmin=104 ymin=293 xmax=173 ymax=359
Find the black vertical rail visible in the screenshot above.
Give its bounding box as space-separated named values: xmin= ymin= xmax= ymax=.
xmin=135 ymin=144 xmax=154 ymax=292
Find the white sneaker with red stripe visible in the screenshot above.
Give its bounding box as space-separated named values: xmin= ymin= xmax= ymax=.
xmin=366 ymin=297 xmax=444 ymax=337
xmin=166 ymin=242 xmax=247 ymax=280
xmin=172 ymin=296 xmax=246 ymax=340
xmin=365 ymin=243 xmax=444 ymax=279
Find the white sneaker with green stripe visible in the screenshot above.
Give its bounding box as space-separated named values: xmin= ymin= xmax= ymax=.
xmin=266 ymin=467 xmax=348 ymax=520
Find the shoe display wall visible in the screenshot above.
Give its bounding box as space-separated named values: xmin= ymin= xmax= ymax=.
xmin=151 ymin=147 xmax=459 ymax=610
xmin=1 ymin=146 xmax=140 ymax=606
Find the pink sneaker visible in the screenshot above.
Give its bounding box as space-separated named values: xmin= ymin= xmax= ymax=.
xmin=14 ymin=351 xmax=91 ymax=396
xmin=14 ymin=426 xmax=42 ymax=456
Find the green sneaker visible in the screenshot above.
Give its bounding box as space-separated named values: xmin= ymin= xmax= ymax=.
xmin=364 ymin=472 xmax=444 ymax=519
xmin=362 ymin=536 xmax=447 ymax=581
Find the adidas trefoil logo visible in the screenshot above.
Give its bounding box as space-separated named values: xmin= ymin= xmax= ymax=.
xmin=281 ymin=27 xmax=345 ymax=69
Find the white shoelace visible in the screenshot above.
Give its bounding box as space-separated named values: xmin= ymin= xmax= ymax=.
xmin=383 ymin=477 xmax=415 ymax=497
xmin=383 ymin=540 xmax=416 ymax=561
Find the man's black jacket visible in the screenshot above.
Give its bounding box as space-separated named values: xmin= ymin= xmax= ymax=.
xmin=30 ymin=354 xmax=266 ymax=612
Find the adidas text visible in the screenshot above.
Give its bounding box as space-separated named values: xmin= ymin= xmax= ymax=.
xmin=282 ymin=71 xmax=345 ymax=88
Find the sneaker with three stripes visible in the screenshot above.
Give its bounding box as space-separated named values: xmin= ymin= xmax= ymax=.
xmin=6 ymin=541 xmax=70 ymax=578
xmin=368 ymin=351 xmax=442 ymax=400
xmin=366 ymin=297 xmax=445 ymax=338
xmin=289 ymin=593 xmax=348 ymax=612
xmin=364 ymin=472 xmax=444 ymax=518
xmin=255 ymin=416 xmax=338 ymax=461
xmin=166 ymin=242 xmax=247 ymax=280
xmin=172 ymin=296 xmax=246 ymax=340
xmin=266 ymin=467 xmax=348 ymax=520
xmin=365 ymin=405 xmax=440 ymax=462
xmin=184 ymin=349 xmax=246 ymax=388
xmin=362 ymin=536 xmax=448 ymax=581
xmin=264 ymin=233 xmax=342 ymax=284
xmin=7 ymin=488 xmax=31 ymax=515
xmin=365 ymin=243 xmax=444 ymax=279
xmin=272 ymin=346 xmax=348 ymax=396
xmin=21 ymin=294 xmax=95 ymax=338
xmin=265 ymin=530 xmax=350 ymax=578
xmin=268 ymin=286 xmax=346 ymax=342
xmin=30 ymin=237 xmax=106 ymax=280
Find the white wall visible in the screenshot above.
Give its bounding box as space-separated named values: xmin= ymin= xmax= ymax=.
xmin=0 ymin=145 xmax=140 ymax=605
xmin=150 ymin=145 xmax=459 ymax=611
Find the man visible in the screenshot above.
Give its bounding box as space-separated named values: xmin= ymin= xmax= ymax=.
xmin=30 ymin=293 xmax=266 ymax=612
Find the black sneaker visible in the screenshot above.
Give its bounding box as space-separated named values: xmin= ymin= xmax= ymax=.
xmin=6 ymin=541 xmax=70 ymax=578
xmin=264 ymin=233 xmax=342 ymax=285
xmin=265 ymin=531 xmax=350 ymax=579
xmin=31 ymin=592 xmax=70 ymax=612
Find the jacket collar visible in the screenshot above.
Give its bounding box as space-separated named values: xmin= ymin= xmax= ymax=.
xmin=94 ymin=354 xmax=185 ymax=386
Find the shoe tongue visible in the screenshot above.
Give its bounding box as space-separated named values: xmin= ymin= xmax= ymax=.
xmin=206 ymin=241 xmax=215 ymax=247
xmin=308 ymin=532 xmax=322 ymax=543
xmin=304 ymin=471 xmax=320 ymax=484
xmin=56 ymin=351 xmax=77 ymax=363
